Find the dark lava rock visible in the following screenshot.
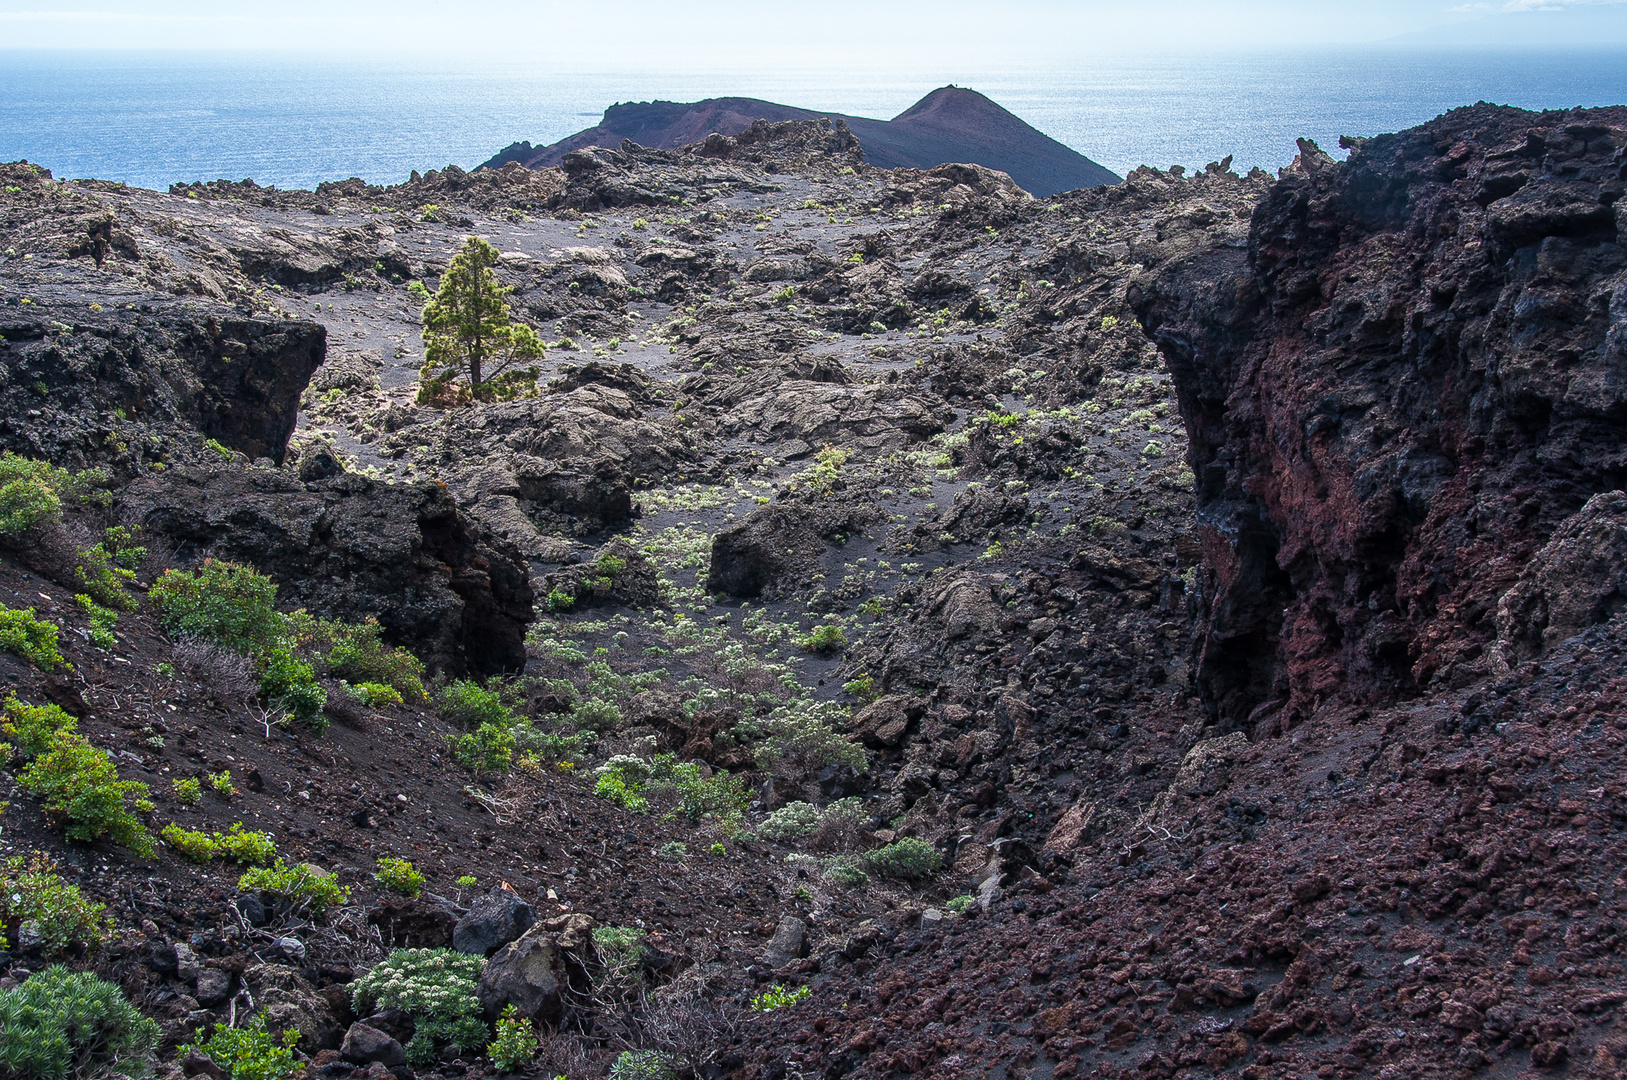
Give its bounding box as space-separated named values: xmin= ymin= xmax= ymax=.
xmin=367 ymin=898 xmax=456 ymax=949
xmin=118 ymin=466 xmax=533 ymax=675
xmin=0 ymin=298 xmax=323 ymax=470
xmin=1134 ymin=103 xmax=1627 ymax=729
xmin=453 ymin=889 xmax=535 ymax=957
xmin=194 ymin=968 xmax=232 ymax=1007
xmin=340 ymin=1023 xmax=406 ymax=1067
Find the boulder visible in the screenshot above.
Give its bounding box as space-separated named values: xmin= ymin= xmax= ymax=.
xmin=763 ymin=916 xmax=808 ymax=970
xmin=367 ymin=898 xmax=456 ymax=949
xmin=194 ymin=968 xmax=232 ymax=1007
xmin=119 ymin=466 xmax=533 ymax=676
xmin=1496 ymin=491 xmax=1627 ymax=669
xmin=851 ymin=696 xmax=923 ymax=748
xmin=243 ymin=963 xmax=341 ymax=1052
xmin=340 ymin=1023 xmax=406 ymax=1067
xmin=454 ymin=889 xmax=535 ymax=956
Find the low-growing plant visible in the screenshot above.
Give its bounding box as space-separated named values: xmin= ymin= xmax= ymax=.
xmin=284 ymin=613 xmax=425 ymax=701
xmin=0 ymin=454 xmax=67 ymax=536
xmin=375 ymin=856 xmax=425 ymax=898
xmin=238 ymin=859 xmax=349 ymax=913
xmin=709 ymin=843 xmax=726 ymax=855
xmin=570 ymin=697 xmax=621 ymax=730
xmin=445 ymin=722 xmax=515 ymax=773
xmin=437 ymin=679 xmax=514 ymax=729
xmin=545 ymin=587 xmax=575 ymax=612
xmin=74 ymin=594 xmax=118 ymax=650
xmin=161 ymin=822 xmax=218 ymax=863
xmin=150 ymin=560 xmax=284 ymax=654
xmin=2 ymin=696 xmax=76 ymax=760
xmin=353 ymin=681 xmax=403 ymax=707
xmin=72 ymin=543 xmax=136 ymax=611
xmin=207 ymin=769 xmax=237 ymax=796
xmin=172 ymin=776 xmax=202 ymax=806
xmin=608 ymin=1050 xmax=676 ymax=1080
xmin=866 ymin=837 xmax=941 ymax=880
xmin=486 ymin=1005 xmax=537 ymax=1071
xmin=944 ymin=894 xmax=976 ymax=914
xmin=593 ymin=769 xmax=647 ymax=812
xmin=821 ymin=856 xmax=869 ymax=888
xmin=0 ymin=965 xmax=160 ymax=1080
xmin=0 ymin=852 xmax=114 ymax=955
xmin=0 ymin=606 xmax=65 ymax=671
xmin=842 ymin=673 xmax=878 ymax=702
xmin=18 ymin=734 xmax=153 ymax=856
xmin=180 ymin=1011 xmax=301 ymax=1080
xmin=592 ymin=925 xmax=647 ymax=978
xmin=758 ymin=801 xmax=819 ymax=843
xmin=750 ymin=984 xmax=810 ymax=1011
xmin=351 ymin=948 xmax=488 ymax=1065
xmin=800 ymin=624 xmax=847 ymax=653
xmin=257 ymin=646 xmax=327 ymax=733
xmin=214 ymin=823 xmax=277 ymax=866
xmin=751 ymin=699 xmax=866 ymax=779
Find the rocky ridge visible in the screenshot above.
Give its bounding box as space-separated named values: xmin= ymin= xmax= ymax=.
xmin=0 ymin=105 xmax=1622 ymax=1080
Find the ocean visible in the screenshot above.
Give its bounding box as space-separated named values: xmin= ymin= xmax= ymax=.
xmin=2 ymin=48 xmax=1625 ymax=191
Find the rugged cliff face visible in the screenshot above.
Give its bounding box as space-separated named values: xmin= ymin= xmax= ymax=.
xmin=1136 ymin=104 xmax=1627 ymax=731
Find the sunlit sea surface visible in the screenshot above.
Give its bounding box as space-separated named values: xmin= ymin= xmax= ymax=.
xmin=2 ymin=48 xmax=1624 ymax=191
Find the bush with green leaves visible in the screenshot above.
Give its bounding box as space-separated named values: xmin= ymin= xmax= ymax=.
xmin=0 ymin=965 xmax=160 ymax=1080
xmin=608 ymin=1050 xmax=677 ymax=1080
xmin=0 ymin=852 xmax=113 ymax=955
xmin=485 ymin=1005 xmax=537 ymax=1072
xmin=0 ymin=454 xmax=109 ymax=538
xmin=74 ymin=594 xmax=118 ymax=651
xmin=593 ymin=768 xmax=647 ymax=812
xmin=944 ymin=894 xmax=976 ymax=914
xmin=750 ymin=984 xmax=810 ymax=1011
xmin=0 ymin=606 xmax=65 ymax=672
xmin=1 ymin=696 xmax=76 ymax=760
xmin=214 ymin=823 xmax=277 ymax=866
xmin=350 ymin=948 xmax=488 ymax=1064
xmin=374 ymin=856 xmax=424 ymax=898
xmin=284 ymin=613 xmax=425 ymax=702
xmin=17 ymin=733 xmax=154 ymax=856
xmin=512 ymin=721 xmax=586 ymax=767
xmin=149 ymin=560 xmax=284 ymax=654
xmin=180 ymin=1011 xmax=301 ymax=1080
xmin=161 ymin=823 xmax=218 ymax=863
xmin=800 ymin=624 xmax=847 ymax=653
xmin=257 ymin=645 xmax=327 ymax=733
xmin=172 ymin=776 xmax=202 ymax=806
xmin=592 ymin=755 xmax=746 ymax=825
xmin=72 ymin=543 xmax=136 ymax=611
xmin=436 ymin=679 xmax=515 ymax=729
xmin=570 ymin=696 xmax=621 ymax=731
xmin=445 ymin=722 xmax=515 ymax=774
xmin=751 ymin=699 xmax=866 ymax=779
xmin=758 ymin=801 xmax=819 ymax=843
xmin=866 ymin=837 xmax=941 ymax=880
xmin=820 ymin=856 xmax=869 ymax=888
xmin=353 ymin=682 xmax=403 ymax=707
xmin=237 ymin=859 xmax=349 ymax=913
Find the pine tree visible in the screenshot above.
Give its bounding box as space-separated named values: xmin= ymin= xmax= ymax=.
xmin=417 ymin=236 xmax=543 ymax=405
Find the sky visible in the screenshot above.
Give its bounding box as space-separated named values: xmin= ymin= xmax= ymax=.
xmin=2 ymin=0 xmax=1626 ymax=63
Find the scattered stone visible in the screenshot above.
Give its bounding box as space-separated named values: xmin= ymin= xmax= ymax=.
xmin=454 ymin=889 xmax=536 ymax=956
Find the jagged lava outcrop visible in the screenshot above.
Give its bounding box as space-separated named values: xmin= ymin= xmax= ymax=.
xmin=1136 ymin=104 xmax=1627 ymax=731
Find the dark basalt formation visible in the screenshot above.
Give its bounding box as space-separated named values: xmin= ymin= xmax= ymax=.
xmin=483 ymin=86 xmax=1120 ymax=197
xmin=1136 ymin=104 xmax=1627 ymax=731
xmin=118 ymin=467 xmax=534 ymax=675
xmin=0 ymin=297 xmax=324 ymax=470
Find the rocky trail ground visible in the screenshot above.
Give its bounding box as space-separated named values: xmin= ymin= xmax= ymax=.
xmin=0 ymin=105 xmax=1625 ymax=1080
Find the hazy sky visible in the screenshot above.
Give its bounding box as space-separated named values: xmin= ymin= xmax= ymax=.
xmin=2 ymin=0 xmax=1626 ymax=63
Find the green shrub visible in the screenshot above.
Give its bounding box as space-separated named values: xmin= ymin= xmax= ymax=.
xmin=72 ymin=543 xmax=136 ymax=611
xmin=570 ymin=696 xmax=621 ymax=730
xmin=821 ymin=856 xmax=869 ymax=888
xmin=0 ymin=852 xmax=113 ymax=955
xmin=752 ymin=700 xmax=866 ymax=778
xmin=207 ymin=769 xmax=237 ymax=796
xmin=545 ymin=587 xmax=575 ymax=612
xmin=0 ymin=454 xmax=65 ymax=536
xmin=375 ymin=856 xmax=424 ymax=898
xmin=842 ymin=673 xmax=878 ymax=702
xmin=592 ymin=925 xmax=647 ymax=978
xmin=257 ymin=646 xmax=327 ymax=733
xmin=800 ymin=624 xmax=847 ymax=653
xmin=350 ymin=948 xmax=487 ymax=1065
xmin=0 ymin=607 xmax=65 ymax=671
xmin=485 ymin=1005 xmax=537 ymax=1071
xmin=100 ymin=525 xmax=146 ymax=570
xmin=74 ymin=594 xmax=118 ymax=650
xmin=593 ymin=769 xmax=647 ymax=812
xmin=445 ymin=722 xmax=514 ymax=773
xmin=750 ymin=984 xmax=810 ymax=1011
xmin=758 ymin=801 xmax=819 ymax=843
xmin=1 ymin=696 xmax=76 ymax=760
xmin=161 ymin=823 xmax=218 ymax=863
xmin=512 ymin=722 xmax=585 ymax=767
xmin=436 ymin=680 xmax=514 ymax=729
xmin=172 ymin=776 xmax=202 ymax=805
xmin=180 ymin=1011 xmax=301 ymax=1080
xmin=285 ymin=613 xmax=425 ymax=701
xmin=608 ymin=1050 xmax=677 ymax=1080
xmin=18 ymin=734 xmax=154 ymax=856
xmin=237 ymin=859 xmax=349 ymax=913
xmin=150 ymin=560 xmax=284 ymax=654
xmin=214 ymin=823 xmax=277 ymax=866
xmin=944 ymin=894 xmax=975 ymax=914
xmin=353 ymin=682 xmax=403 ymax=707
xmin=0 ymin=965 xmax=160 ymax=1080
xmin=866 ymin=837 xmax=941 ymax=880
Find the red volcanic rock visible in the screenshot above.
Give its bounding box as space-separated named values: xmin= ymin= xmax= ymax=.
xmin=1135 ymin=103 xmax=1627 ymax=730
